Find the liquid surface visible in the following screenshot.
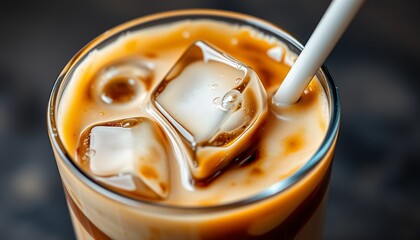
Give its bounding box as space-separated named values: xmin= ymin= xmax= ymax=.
xmin=58 ymin=19 xmax=329 ymax=206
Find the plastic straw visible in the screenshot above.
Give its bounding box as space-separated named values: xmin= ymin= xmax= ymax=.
xmin=273 ymin=0 xmax=364 ymax=105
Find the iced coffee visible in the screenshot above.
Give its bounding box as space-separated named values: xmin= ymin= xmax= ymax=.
xmin=48 ymin=10 xmax=339 ymax=240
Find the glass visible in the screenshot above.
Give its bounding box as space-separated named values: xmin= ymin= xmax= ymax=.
xmin=47 ymin=9 xmax=340 ymax=240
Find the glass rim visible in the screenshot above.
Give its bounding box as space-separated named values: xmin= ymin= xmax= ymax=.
xmin=47 ymin=9 xmax=340 ymax=213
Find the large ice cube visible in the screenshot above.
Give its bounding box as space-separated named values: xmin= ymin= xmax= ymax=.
xmin=151 ymin=41 xmax=267 ymax=180
xmin=78 ymin=117 xmax=170 ymax=199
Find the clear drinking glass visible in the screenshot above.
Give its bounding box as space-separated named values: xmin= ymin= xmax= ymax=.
xmin=47 ymin=9 xmax=340 ymax=240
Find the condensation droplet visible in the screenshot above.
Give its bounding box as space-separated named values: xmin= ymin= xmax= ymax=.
xmin=213 ymin=97 xmax=221 ymax=105
xmin=99 ymin=112 xmax=105 ymax=116
xmin=210 ymin=83 xmax=218 ymax=90
xmin=220 ymin=90 xmax=242 ymax=111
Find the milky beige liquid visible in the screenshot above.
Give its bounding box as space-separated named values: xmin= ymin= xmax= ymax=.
xmin=54 ymin=17 xmax=334 ymax=240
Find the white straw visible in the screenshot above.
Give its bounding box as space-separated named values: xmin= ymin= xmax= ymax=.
xmin=273 ymin=0 xmax=364 ymax=105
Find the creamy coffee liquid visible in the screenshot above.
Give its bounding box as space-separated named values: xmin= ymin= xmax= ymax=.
xmin=57 ymin=19 xmax=329 ymax=207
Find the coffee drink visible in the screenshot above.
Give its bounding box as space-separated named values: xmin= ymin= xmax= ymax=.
xmin=48 ymin=10 xmax=339 ymax=240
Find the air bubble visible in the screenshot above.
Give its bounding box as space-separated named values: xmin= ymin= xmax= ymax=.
xmin=235 ymin=78 xmax=242 ymax=84
xmin=82 ymin=137 xmax=89 ymax=147
xmin=81 ymin=148 xmax=95 ymax=162
xmin=182 ymin=31 xmax=190 ymax=39
xmin=85 ymin=148 xmax=96 ymax=157
xmin=231 ymin=38 xmax=239 ymax=46
xmin=121 ymin=118 xmax=140 ymax=128
xmin=210 ymin=83 xmax=218 ymax=90
xmin=220 ymin=90 xmax=242 ymax=111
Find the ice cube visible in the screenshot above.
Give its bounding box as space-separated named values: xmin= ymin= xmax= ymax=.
xmin=91 ymin=59 xmax=154 ymax=105
xmin=151 ymin=41 xmax=267 ymax=180
xmin=95 ymin=174 xmax=163 ymax=199
xmin=267 ymin=46 xmax=284 ymax=62
xmin=78 ymin=117 xmax=170 ymax=198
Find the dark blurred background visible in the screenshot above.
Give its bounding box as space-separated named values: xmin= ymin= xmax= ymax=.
xmin=0 ymin=0 xmax=419 ymax=239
